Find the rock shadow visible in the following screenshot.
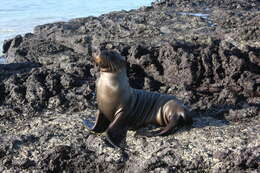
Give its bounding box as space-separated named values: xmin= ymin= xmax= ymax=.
xmin=0 ymin=62 xmax=41 ymax=81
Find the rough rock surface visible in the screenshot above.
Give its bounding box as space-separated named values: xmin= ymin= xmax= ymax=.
xmin=0 ymin=0 xmax=259 ymax=172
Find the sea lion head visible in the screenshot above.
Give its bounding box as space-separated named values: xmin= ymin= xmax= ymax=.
xmin=93 ymin=50 xmax=126 ymax=72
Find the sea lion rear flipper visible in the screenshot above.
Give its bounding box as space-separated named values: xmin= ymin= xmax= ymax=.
xmin=83 ymin=110 xmax=110 ymax=133
xmin=105 ymin=112 xmax=128 ymax=149
xmin=156 ymin=114 xmax=180 ymax=136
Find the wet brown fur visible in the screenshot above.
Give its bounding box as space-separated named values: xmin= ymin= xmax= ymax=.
xmin=83 ymin=50 xmax=193 ymax=148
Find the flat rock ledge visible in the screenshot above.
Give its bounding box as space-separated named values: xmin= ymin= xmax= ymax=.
xmin=0 ymin=0 xmax=260 ymax=172
xmin=0 ymin=110 xmax=259 ymax=172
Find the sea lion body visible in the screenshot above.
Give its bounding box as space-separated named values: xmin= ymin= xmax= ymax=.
xmin=96 ymin=71 xmax=131 ymax=122
xmin=84 ymin=50 xmax=193 ymax=148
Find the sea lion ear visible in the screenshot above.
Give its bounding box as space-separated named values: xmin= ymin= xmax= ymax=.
xmin=118 ymin=55 xmax=127 ymax=66
xmin=112 ymin=49 xmax=126 ymax=61
xmin=115 ymin=52 xmax=126 ymax=67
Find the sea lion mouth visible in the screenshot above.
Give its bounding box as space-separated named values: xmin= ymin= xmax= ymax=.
xmin=94 ymin=55 xmax=102 ymax=64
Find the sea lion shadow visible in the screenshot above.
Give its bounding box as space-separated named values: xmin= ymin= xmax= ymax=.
xmin=186 ymin=102 xmax=259 ymax=130
xmin=190 ymin=115 xmax=229 ymax=130
xmin=184 ymin=106 xmax=230 ymax=130
xmin=188 ymin=101 xmax=258 ymax=131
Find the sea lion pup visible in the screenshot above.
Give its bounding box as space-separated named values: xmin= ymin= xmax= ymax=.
xmin=83 ymin=50 xmax=193 ymax=148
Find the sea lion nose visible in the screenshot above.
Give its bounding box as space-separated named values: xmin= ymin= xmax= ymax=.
xmin=92 ymin=48 xmax=102 ymax=64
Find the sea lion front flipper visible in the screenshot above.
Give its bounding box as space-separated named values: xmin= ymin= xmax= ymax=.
xmin=105 ymin=112 xmax=128 ymax=149
xmin=83 ymin=110 xmax=110 ymax=133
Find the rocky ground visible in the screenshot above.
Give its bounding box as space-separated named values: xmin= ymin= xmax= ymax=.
xmin=0 ymin=0 xmax=259 ymax=172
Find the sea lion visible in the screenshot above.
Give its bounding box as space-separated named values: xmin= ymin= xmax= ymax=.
xmin=83 ymin=50 xmax=193 ymax=148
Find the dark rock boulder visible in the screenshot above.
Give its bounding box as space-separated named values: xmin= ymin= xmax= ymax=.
xmin=0 ymin=64 xmax=95 ymax=120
